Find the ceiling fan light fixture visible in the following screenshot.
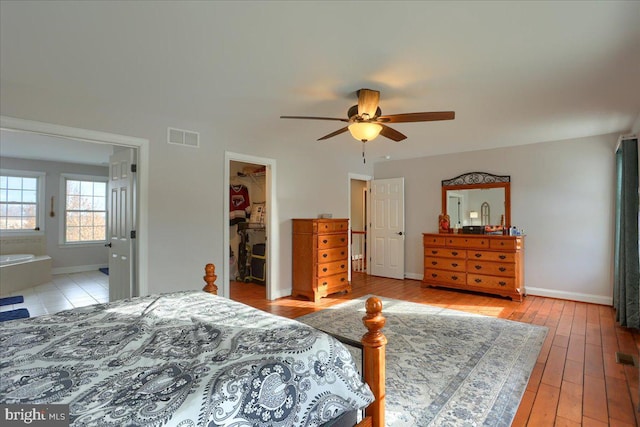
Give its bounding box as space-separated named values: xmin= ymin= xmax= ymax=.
xmin=348 ymin=122 xmax=382 ymax=142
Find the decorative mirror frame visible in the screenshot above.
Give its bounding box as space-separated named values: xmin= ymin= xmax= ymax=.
xmin=441 ymin=172 xmax=511 ymax=228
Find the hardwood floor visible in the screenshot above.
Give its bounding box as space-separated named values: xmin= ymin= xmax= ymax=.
xmin=231 ymin=273 xmax=640 ymax=426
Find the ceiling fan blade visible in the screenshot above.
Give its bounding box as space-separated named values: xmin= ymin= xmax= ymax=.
xmin=317 ymin=126 xmax=349 ymax=141
xmin=280 ymin=115 xmax=349 ymax=122
xmin=377 ymin=111 xmax=455 ymax=123
xmin=357 ymin=89 xmax=380 ymax=118
xmin=380 ymin=125 xmax=407 ymax=142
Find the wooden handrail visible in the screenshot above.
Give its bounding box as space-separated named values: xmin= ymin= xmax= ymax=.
xmin=351 ymin=230 xmax=367 ymax=272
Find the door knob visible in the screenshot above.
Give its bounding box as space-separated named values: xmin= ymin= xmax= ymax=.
xmin=397 ymin=231 xmax=404 ymax=236
xmin=105 ymin=243 xmax=112 ymax=247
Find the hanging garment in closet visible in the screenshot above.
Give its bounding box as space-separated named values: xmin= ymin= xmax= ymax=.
xmin=230 ymin=184 xmax=251 ymax=225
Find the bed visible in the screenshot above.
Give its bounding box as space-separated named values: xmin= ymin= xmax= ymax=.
xmin=0 ymin=263 xmax=386 ymax=427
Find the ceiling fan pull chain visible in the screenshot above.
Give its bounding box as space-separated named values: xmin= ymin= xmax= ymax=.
xmin=362 ymin=142 xmax=366 ymax=164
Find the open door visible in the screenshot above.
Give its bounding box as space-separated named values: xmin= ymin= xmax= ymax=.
xmin=370 ymin=177 xmax=405 ymax=279
xmin=108 ymin=148 xmax=136 ymax=301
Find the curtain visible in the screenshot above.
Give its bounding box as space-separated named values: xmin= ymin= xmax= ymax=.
xmin=613 ymin=138 xmax=639 ymax=328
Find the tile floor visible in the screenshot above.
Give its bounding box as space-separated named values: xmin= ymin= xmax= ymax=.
xmin=0 ymin=270 xmax=109 ymax=317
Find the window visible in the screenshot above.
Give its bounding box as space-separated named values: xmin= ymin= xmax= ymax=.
xmin=63 ymin=176 xmax=107 ymax=243
xmin=0 ymin=171 xmax=44 ymax=232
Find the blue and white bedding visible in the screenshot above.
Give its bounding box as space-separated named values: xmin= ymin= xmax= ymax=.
xmin=0 ymin=291 xmax=373 ymax=426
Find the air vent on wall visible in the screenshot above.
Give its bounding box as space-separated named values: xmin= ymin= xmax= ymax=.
xmin=167 ymin=127 xmax=199 ymax=148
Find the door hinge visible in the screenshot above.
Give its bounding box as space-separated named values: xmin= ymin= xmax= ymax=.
xmin=130 ymin=230 xmax=136 ymax=239
xmin=131 ymin=164 xmax=137 ymax=173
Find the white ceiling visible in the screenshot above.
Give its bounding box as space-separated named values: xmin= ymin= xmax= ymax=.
xmin=1 ymin=1 xmax=639 ymax=163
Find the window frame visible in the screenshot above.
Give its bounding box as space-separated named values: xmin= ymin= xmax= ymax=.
xmin=60 ymin=173 xmax=108 ymax=246
xmin=0 ymin=169 xmax=46 ymax=235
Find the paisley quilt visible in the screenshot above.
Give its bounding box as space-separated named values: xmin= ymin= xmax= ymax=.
xmin=0 ymin=291 xmax=373 ymax=426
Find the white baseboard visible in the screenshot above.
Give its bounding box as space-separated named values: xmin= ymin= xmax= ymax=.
xmin=405 ymin=272 xmax=423 ymax=281
xmin=271 ymin=287 xmax=292 ymax=301
xmin=525 ymin=286 xmax=612 ymax=306
xmin=413 ymin=272 xmax=612 ymax=305
xmin=52 ymin=264 xmax=108 ymax=275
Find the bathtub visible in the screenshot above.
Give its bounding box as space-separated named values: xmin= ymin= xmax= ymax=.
xmin=0 ymin=254 xmax=35 ymax=266
xmin=0 ymin=254 xmax=52 ymax=293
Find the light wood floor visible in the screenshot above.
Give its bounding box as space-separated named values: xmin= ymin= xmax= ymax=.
xmin=231 ymin=273 xmax=640 ymax=426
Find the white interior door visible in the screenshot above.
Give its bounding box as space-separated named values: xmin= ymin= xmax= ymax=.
xmin=370 ymin=177 xmax=405 ymax=279
xmin=448 ymin=194 xmax=462 ymax=228
xmin=108 ymin=148 xmax=136 ymax=301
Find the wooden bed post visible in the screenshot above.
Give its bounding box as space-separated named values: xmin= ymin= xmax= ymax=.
xmin=361 ymin=297 xmax=386 ymax=427
xmin=202 ymin=263 xmax=218 ymax=295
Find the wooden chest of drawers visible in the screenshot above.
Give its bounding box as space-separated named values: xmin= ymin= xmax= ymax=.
xmin=422 ymin=233 xmax=525 ymax=301
xmin=292 ymin=219 xmax=351 ymax=302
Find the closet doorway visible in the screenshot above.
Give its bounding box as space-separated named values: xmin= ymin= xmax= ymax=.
xmin=223 ymin=152 xmax=276 ymax=301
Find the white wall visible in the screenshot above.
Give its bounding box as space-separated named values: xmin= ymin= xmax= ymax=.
xmin=631 ymin=113 xmax=640 ymax=135
xmin=0 ymin=96 xmax=621 ymax=304
xmin=0 ymin=157 xmax=109 ymax=271
xmin=374 ymin=134 xmax=618 ymax=305
xmin=0 ymin=97 xmax=374 ymax=297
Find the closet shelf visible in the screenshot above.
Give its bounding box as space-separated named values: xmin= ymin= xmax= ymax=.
xmin=234 ymin=171 xmax=265 ymax=191
xmin=237 ymin=222 xmax=266 ymax=231
xmin=237 ymin=171 xmax=265 ymax=178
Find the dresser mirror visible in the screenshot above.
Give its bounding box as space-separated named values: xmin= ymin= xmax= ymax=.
xmin=441 ymin=172 xmax=511 ymax=228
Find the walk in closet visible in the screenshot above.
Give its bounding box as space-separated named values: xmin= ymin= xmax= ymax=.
xmin=229 ymin=161 xmax=267 ymax=285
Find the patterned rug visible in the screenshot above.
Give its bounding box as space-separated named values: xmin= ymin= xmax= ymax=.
xmin=297 ymin=296 xmax=547 ymax=426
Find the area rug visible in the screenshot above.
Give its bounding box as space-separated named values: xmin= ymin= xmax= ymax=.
xmin=297 ymin=296 xmax=547 ymax=427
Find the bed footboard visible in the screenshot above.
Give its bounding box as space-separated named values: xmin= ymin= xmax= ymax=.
xmin=203 ymin=263 xmax=218 ymax=294
xmin=201 ymin=263 xmax=386 ymax=427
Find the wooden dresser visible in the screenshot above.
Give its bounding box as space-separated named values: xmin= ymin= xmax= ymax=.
xmin=292 ymin=219 xmax=351 ymax=302
xmin=422 ymin=233 xmax=525 ymax=301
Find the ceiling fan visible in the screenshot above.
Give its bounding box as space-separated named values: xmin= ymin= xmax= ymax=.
xmin=280 ymin=88 xmax=455 ymax=143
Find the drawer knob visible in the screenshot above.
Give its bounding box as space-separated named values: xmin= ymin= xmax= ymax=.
xmin=474 ymin=254 xmax=482 ymax=258
xmin=452 ymin=263 xmax=458 ymax=267
xmin=499 ymin=255 xmax=506 ymax=260
xmin=431 ymin=261 xmax=438 ymax=265
xmin=322 ymin=253 xmax=328 ymax=258
xmin=322 ymin=282 xmax=328 ymax=286
xmin=499 ymin=281 xmax=507 ymax=286
xmin=475 ymin=278 xmax=482 ymax=283
xmin=474 ymin=265 xmax=482 ymax=270
xmin=322 ymin=268 xmax=328 ymax=272
xmin=340 ymin=277 xmax=346 ymax=282
xmin=322 ymin=239 xmax=328 ymax=244
xmin=431 ymin=273 xmax=438 ymax=278
xmin=340 ymin=264 xmax=345 ymax=269
xmin=452 ymin=251 xmax=458 ymax=256
xmin=499 ymin=267 xmax=506 ymax=272
xmin=341 ymin=251 xmax=345 ymax=256
xmin=431 ymin=250 xmax=438 ymax=254
xmin=500 ymin=242 xmax=505 ymax=246
xmin=452 ymin=275 xmax=459 ymax=280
